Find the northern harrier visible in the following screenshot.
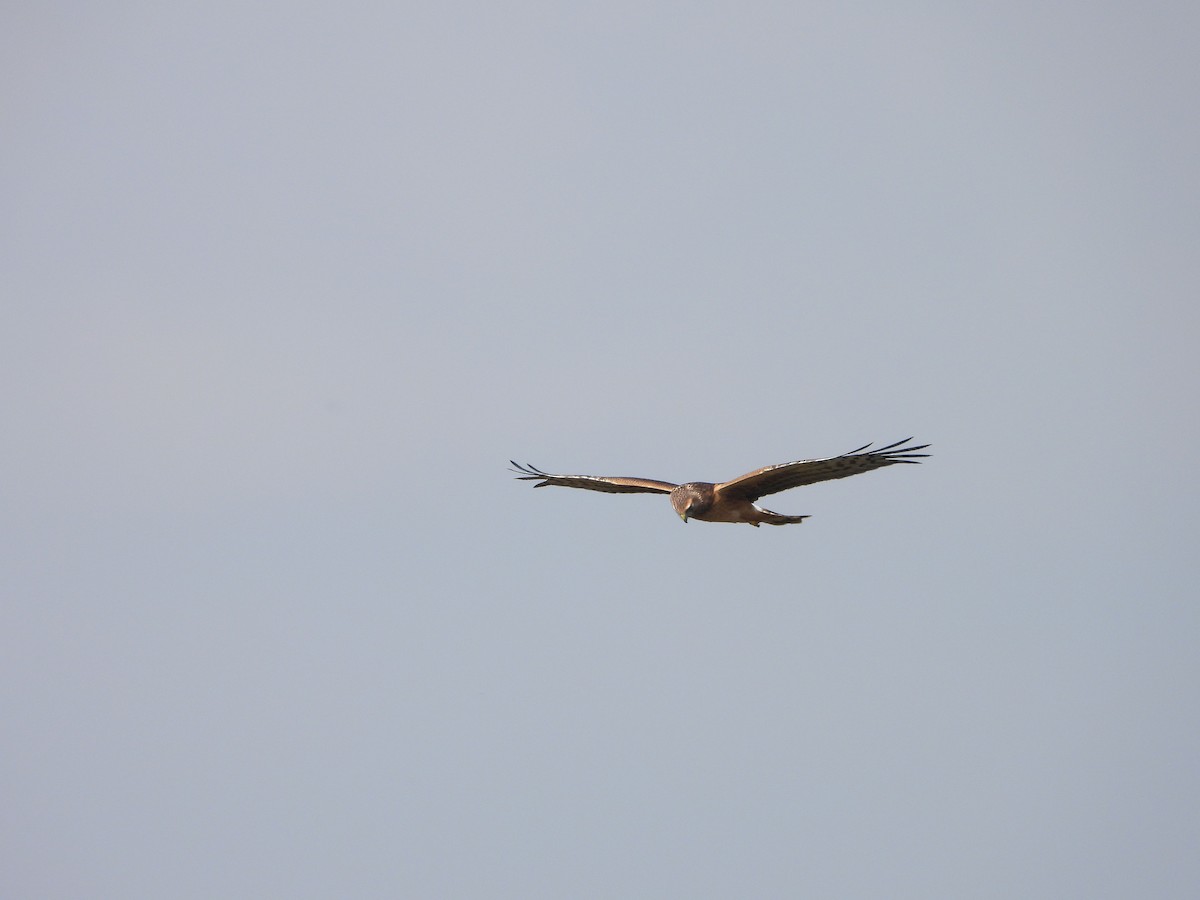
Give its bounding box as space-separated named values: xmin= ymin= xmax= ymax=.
xmin=511 ymin=438 xmax=929 ymax=526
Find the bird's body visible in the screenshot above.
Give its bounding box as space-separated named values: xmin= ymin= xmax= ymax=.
xmin=511 ymin=438 xmax=929 ymax=526
xmin=667 ymin=482 xmax=810 ymax=526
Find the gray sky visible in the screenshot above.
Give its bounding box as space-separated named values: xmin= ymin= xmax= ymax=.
xmin=3 ymin=2 xmax=1198 ymax=897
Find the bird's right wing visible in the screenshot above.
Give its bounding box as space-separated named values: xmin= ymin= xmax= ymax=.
xmin=715 ymin=438 xmax=930 ymax=501
xmin=510 ymin=462 xmax=677 ymax=494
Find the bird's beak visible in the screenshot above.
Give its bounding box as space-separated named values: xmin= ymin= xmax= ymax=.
xmin=678 ymin=511 xmax=688 ymax=522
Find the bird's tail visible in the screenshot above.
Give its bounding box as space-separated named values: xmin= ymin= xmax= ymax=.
xmin=754 ymin=507 xmax=810 ymax=526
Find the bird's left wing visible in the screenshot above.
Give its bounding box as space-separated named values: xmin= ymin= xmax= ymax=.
xmin=510 ymin=462 xmax=677 ymax=494
xmin=715 ymin=438 xmax=930 ymax=501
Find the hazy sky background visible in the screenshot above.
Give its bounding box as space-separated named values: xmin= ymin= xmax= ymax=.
xmin=3 ymin=2 xmax=1198 ymax=897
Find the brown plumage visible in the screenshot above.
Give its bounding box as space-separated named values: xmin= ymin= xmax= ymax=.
xmin=511 ymin=438 xmax=929 ymax=526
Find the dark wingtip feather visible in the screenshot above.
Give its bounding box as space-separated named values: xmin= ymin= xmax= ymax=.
xmin=840 ymin=437 xmax=931 ymax=465
xmin=511 ymin=461 xmax=561 ymax=488
xmin=873 ymin=437 xmax=914 ymax=453
xmin=510 ymin=461 xmax=547 ymax=480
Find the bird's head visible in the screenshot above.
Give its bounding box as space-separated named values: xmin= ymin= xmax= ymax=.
xmin=670 ymin=483 xmax=713 ymax=523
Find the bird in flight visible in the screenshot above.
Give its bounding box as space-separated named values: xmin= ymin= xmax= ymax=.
xmin=511 ymin=438 xmax=929 ymax=526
